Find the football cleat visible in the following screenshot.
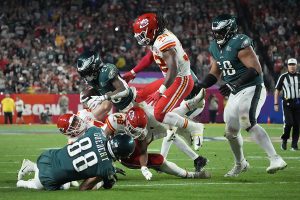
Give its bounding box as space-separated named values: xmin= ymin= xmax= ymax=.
xmin=194 ymin=156 xmax=208 ymax=172
xmin=266 ymin=155 xmax=287 ymax=174
xmin=17 ymin=159 xmax=35 ymax=180
xmin=190 ymin=123 xmax=204 ymax=151
xmin=71 ymin=181 xmax=80 ymax=187
xmin=224 ymin=159 xmax=249 ymax=177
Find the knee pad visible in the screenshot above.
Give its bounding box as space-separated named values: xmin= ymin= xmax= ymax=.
xmin=224 ymin=125 xmax=240 ymax=140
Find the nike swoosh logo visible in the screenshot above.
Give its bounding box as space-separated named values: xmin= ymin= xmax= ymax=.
xmin=21 ymin=166 xmax=27 ymax=173
xmin=197 ymin=138 xmax=201 ymax=146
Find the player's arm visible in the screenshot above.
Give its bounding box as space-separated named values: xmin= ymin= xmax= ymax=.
xmin=79 ymin=177 xmax=102 ymax=190
xmin=105 ymin=76 xmax=130 ymax=101
xmin=138 ymin=139 xmax=153 ymax=180
xmin=197 ymin=58 xmax=221 ymax=90
xmin=123 ymin=50 xmax=154 ymax=82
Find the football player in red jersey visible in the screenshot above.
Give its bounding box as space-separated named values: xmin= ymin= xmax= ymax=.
xmin=104 ymin=106 xmax=210 ymax=180
xmin=124 ymin=13 xmax=204 ymax=150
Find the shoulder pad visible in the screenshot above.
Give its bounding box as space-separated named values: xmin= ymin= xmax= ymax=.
xmin=99 ymin=63 xmax=119 ymax=83
xmin=153 ymin=32 xmax=177 ymax=52
xmin=233 ymin=34 xmax=253 ymax=50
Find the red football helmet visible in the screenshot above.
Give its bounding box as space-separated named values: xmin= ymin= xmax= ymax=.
xmin=124 ymin=106 xmax=148 ymax=140
xmin=57 ymin=113 xmax=87 ymax=137
xmin=133 ymin=13 xmax=159 ymax=46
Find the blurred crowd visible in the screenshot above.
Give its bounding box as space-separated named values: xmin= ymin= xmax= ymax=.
xmin=0 ymin=0 xmax=299 ymax=94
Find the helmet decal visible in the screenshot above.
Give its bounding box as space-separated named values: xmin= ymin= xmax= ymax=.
xmin=140 ymin=19 xmax=149 ymax=29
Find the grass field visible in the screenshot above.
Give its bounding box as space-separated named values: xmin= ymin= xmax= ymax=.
xmin=0 ymin=124 xmax=299 ymax=200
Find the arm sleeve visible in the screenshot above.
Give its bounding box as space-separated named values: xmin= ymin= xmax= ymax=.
xmin=132 ymin=50 xmax=154 ymax=73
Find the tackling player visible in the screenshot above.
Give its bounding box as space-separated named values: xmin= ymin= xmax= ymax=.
xmin=197 ymin=14 xmax=287 ymax=176
xmin=17 ymin=114 xmax=135 ymax=190
xmin=127 ymin=13 xmax=204 ymax=150
xmin=104 ymin=106 xmax=210 ymax=180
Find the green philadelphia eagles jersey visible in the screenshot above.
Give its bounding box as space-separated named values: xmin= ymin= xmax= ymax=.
xmin=209 ymin=34 xmax=263 ymax=94
xmin=37 ymin=127 xmax=115 ymax=190
xmin=88 ymin=63 xmax=134 ymax=110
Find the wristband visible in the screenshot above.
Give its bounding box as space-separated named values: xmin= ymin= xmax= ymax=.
xmin=130 ymin=69 xmax=136 ymax=76
xmin=158 ymin=85 xmax=167 ymax=94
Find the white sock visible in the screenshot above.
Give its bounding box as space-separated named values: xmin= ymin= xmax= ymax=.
xmin=248 ymin=124 xmax=277 ymax=157
xmin=159 ymin=160 xmax=187 ymax=178
xmin=172 ymin=100 xmax=190 ymax=116
xmin=161 ymin=130 xmax=175 ymax=158
xmin=228 ymin=134 xmax=245 ymax=164
xmin=173 ymin=135 xmax=198 ymax=160
xmin=162 ymin=112 xmax=189 ymax=128
xmin=187 ymin=108 xmax=203 ymax=119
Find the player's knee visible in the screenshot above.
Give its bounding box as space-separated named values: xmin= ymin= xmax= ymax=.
xmin=148 ymin=154 xmax=164 ymax=167
xmin=154 ymin=109 xmax=165 ymax=122
xmin=240 ymin=115 xmax=252 ymax=130
xmin=224 ymin=125 xmax=239 ymax=140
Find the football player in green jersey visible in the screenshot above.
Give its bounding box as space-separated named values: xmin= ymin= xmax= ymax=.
xmin=77 ymin=50 xmax=135 ymax=113
xmin=17 ymin=114 xmax=135 ymax=190
xmin=197 ymin=14 xmax=286 ymax=176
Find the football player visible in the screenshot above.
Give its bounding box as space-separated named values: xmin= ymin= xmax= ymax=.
xmin=17 ymin=114 xmax=135 ymax=190
xmin=197 ymin=14 xmax=287 ymax=176
xmin=77 ymin=50 xmax=136 ymax=113
xmin=104 ymin=106 xmax=210 ymax=180
xmin=127 ymin=13 xmax=204 ymax=150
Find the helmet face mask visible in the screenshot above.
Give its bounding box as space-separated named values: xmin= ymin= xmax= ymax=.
xmin=57 ymin=114 xmax=87 ymax=138
xmin=212 ymin=15 xmax=237 ymax=45
xmin=124 ymin=107 xmax=148 ymax=140
xmin=133 ymin=13 xmax=159 ymax=46
xmin=77 ymin=51 xmax=103 ymax=81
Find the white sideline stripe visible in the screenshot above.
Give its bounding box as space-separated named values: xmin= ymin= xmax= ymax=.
xmin=1 ymin=181 xmax=300 ymax=189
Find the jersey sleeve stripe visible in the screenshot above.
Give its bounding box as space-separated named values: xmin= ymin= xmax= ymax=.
xmin=159 ymin=42 xmax=176 ymax=52
xmin=105 ymin=118 xmax=116 ymax=132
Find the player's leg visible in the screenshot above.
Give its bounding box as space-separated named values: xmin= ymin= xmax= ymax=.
xmin=240 ymin=85 xmax=286 ymax=173
xmin=92 ymin=100 xmax=112 ymax=121
xmin=223 ymin=95 xmax=249 ymax=177
xmin=17 ymin=159 xmax=36 ymax=180
xmin=159 ymin=159 xmax=210 ymax=179
xmin=135 ymin=79 xmax=164 ymax=103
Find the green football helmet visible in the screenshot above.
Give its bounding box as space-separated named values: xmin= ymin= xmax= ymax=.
xmin=107 ymin=133 xmax=135 ymax=160
xmin=77 ymin=50 xmax=103 ymax=81
xmin=212 ymin=14 xmax=237 ymax=45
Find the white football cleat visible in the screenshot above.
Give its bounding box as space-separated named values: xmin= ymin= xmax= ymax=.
xmin=71 ymin=181 xmax=80 ymax=187
xmin=266 ymin=155 xmax=287 ymax=174
xmin=17 ymin=159 xmax=35 ymax=180
xmin=224 ymin=159 xmax=250 ymax=177
xmin=190 ymin=123 xmax=204 ymax=151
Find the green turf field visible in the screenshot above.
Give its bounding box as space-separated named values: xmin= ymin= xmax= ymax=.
xmin=0 ymin=124 xmax=299 ymax=200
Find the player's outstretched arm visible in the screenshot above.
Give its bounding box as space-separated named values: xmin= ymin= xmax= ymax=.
xmin=123 ymin=50 xmax=154 ymax=83
xmin=79 ymin=177 xmax=102 ymax=191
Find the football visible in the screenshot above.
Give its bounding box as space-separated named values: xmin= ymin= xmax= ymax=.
xmin=80 ymin=86 xmax=99 ymax=103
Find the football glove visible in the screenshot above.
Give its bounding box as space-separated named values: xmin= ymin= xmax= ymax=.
xmin=122 ymin=70 xmax=136 ymax=83
xmin=87 ymin=95 xmax=108 ymax=110
xmin=141 ymin=166 xmax=152 ymax=180
xmin=219 ymin=83 xmax=236 ymax=96
xmin=145 ymin=91 xmax=161 ymax=106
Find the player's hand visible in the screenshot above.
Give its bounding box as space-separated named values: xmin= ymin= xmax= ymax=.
xmin=79 ymin=92 xmax=89 ymax=103
xmin=87 ymin=95 xmax=108 ymax=110
xmin=145 ymin=91 xmax=161 ymax=106
xmin=122 ymin=70 xmax=136 ymax=83
xmin=219 ymin=83 xmax=236 ymax=96
xmin=115 ymin=167 xmax=126 ymax=176
xmin=141 ymin=166 xmax=152 ymax=180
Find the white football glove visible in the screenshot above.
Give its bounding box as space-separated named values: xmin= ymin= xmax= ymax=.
xmin=141 ymin=166 xmax=152 ymax=180
xmin=79 ymin=92 xmax=89 ymax=103
xmin=87 ymin=95 xmax=108 ymax=110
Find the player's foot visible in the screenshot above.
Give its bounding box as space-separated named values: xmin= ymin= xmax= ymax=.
xmin=17 ymin=159 xmax=35 ymax=180
xmin=71 ymin=181 xmax=80 ymax=187
xmin=16 ymin=180 xmax=26 ymax=188
xmin=189 ymin=123 xmax=204 ymax=151
xmin=191 ymin=170 xmax=211 ymax=179
xmin=194 ymin=156 xmax=208 ymax=172
xmin=224 ymin=159 xmax=249 ymax=177
xmin=186 ymin=88 xmax=206 ymax=109
xmin=281 ymin=140 xmax=287 ymax=150
xmin=266 ymin=155 xmax=287 ymax=174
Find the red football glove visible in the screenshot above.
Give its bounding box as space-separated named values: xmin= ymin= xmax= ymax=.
xmin=122 ymin=70 xmax=136 ymax=83
xmin=145 ymin=91 xmax=161 ymax=106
